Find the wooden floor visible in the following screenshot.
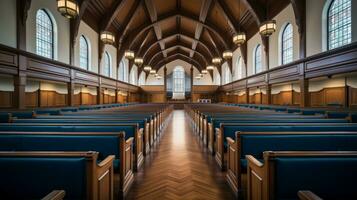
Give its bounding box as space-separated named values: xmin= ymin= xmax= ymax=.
xmin=126 ymin=110 xmax=235 ymax=200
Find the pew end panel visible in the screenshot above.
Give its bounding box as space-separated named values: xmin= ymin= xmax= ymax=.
xmin=41 ymin=190 xmax=66 ymax=200
xmin=203 ymin=118 xmax=208 ymax=147
xmin=144 ymin=121 xmax=150 ymax=155
xmin=246 ymin=155 xmax=267 ymax=200
xmin=96 ymin=155 xmax=115 ymax=200
xmin=134 ymin=127 xmax=144 ymax=170
xmin=208 ymin=123 xmax=214 ymax=154
xmin=298 ymin=191 xmax=323 ymax=200
xmin=119 ymin=135 xmax=134 ymax=197
xmin=226 ymin=136 xmax=242 ymax=197
xmin=215 ymin=126 xmax=225 ymax=170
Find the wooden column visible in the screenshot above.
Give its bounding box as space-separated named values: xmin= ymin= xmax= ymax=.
xmin=299 ymin=78 xmax=309 ymax=107
xmin=14 ymin=0 xmax=31 ymax=109
xmin=97 ymin=78 xmax=102 ymax=104
xmin=245 ymin=87 xmax=249 ymax=104
xmin=266 ymin=84 xmax=272 ymax=105
xmin=67 ymin=69 xmax=75 ymax=106
xmin=164 ymin=66 xmax=167 ymax=102
xmin=190 ymin=66 xmax=193 ymax=102
xmin=261 ymin=36 xmax=270 ymax=70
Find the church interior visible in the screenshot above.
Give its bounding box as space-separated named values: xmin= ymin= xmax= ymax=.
xmin=0 ymin=0 xmax=357 ymax=199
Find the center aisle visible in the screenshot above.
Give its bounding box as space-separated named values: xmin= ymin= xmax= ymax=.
xmin=126 ymin=110 xmax=235 ymax=200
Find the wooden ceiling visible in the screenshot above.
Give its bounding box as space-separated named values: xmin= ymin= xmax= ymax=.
xmin=79 ymin=0 xmax=290 ymax=71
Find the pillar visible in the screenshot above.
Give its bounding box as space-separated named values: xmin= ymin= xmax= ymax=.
xmin=266 ymin=84 xmax=272 ymax=105
xmin=245 ymin=87 xmax=249 ymax=104
xmin=164 ymin=66 xmax=167 ymax=102
xmin=190 ymin=66 xmax=194 ymax=102
xmin=299 ymin=78 xmax=309 ymax=107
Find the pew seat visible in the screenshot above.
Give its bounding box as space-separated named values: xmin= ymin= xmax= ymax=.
xmin=247 ymin=151 xmax=357 ymax=200
xmin=0 ymin=151 xmax=113 ymax=200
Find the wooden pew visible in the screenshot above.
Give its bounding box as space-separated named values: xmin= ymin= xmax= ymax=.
xmin=0 ymin=131 xmax=134 ymax=197
xmin=41 ymin=190 xmax=66 ymax=200
xmin=224 ymin=131 xmax=357 ymax=197
xmin=298 ymin=191 xmax=323 ymax=200
xmin=0 ymin=151 xmax=113 ymax=200
xmin=0 ymin=123 xmax=144 ymax=171
xmin=247 ymin=151 xmax=357 ymax=200
xmin=216 ymin=123 xmax=357 ymax=170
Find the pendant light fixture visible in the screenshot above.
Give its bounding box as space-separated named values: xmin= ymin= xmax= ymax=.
xmin=206 ymin=65 xmax=214 ymax=70
xmin=259 ymin=0 xmax=276 ymax=37
xmin=212 ymin=57 xmax=222 ymax=65
xmin=233 ymin=0 xmax=246 ymax=45
xmin=100 ymin=31 xmax=115 ymax=45
xmin=144 ymin=65 xmax=152 ymax=71
xmin=57 ymin=0 xmax=79 ymax=19
xmin=134 ymin=57 xmax=143 ymax=65
xmin=124 ymin=50 xmax=135 ymax=60
xmin=223 ymin=50 xmax=233 ymax=60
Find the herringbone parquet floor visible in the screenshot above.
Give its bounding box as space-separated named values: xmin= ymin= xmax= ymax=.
xmin=126 ymin=110 xmax=235 ymax=200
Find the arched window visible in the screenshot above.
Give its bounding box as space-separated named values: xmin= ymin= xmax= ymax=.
xmin=222 ymin=63 xmax=232 ymax=84
xmin=138 ymin=72 xmax=146 ymax=86
xmin=79 ymin=36 xmax=89 ymax=70
xmin=130 ymin=65 xmax=138 ymax=85
xmin=173 ymin=67 xmax=185 ymax=92
xmin=254 ymin=45 xmax=262 ymax=74
xmin=36 ymin=9 xmax=54 ymax=59
xmin=104 ymin=52 xmax=111 ymax=77
xmin=234 ymin=56 xmax=243 ymax=80
xmin=118 ymin=60 xmax=127 ymax=82
xmin=328 ymin=0 xmax=351 ymax=50
xmin=281 ymin=24 xmax=293 ymax=65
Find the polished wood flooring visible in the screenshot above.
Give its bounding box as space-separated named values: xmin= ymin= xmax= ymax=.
xmin=126 ymin=110 xmax=235 ymax=200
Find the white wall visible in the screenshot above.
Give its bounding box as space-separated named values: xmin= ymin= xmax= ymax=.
xmin=270 ymin=4 xmax=300 ymax=68
xmin=193 ymin=67 xmax=212 ymax=85
xmin=100 ymin=44 xmax=117 ymax=79
xmin=306 ymin=0 xmax=357 ymax=56
xmin=74 ymin=21 xmax=99 ymax=73
xmin=309 ymin=77 xmax=345 ymax=92
xmin=0 ymin=0 xmax=17 ymax=48
xmin=26 ymin=0 xmax=70 ymax=63
xmin=213 ymin=67 xmax=221 ymax=85
xmin=0 ymin=75 xmax=14 ymax=91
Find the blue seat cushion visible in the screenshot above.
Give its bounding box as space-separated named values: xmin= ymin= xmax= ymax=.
xmin=0 ymin=157 xmax=87 ymax=199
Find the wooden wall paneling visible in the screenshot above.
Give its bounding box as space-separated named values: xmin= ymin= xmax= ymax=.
xmin=324 ymin=87 xmax=345 ymax=106
xmin=0 ymin=91 xmax=13 ymax=108
xmin=310 ymin=90 xmax=325 ymax=107
xmin=25 ymin=91 xmax=38 ymax=108
xmin=349 ymin=87 xmax=357 ymax=107
xmin=292 ymin=91 xmax=300 ymax=105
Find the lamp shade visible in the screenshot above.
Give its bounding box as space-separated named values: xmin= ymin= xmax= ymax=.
xmin=212 ymin=57 xmax=222 ymax=64
xmin=134 ymin=57 xmax=143 ymax=65
xmin=100 ymin=31 xmax=115 ymax=45
xmin=149 ymin=69 xmax=156 ymax=74
xmin=144 ymin=65 xmax=152 ymax=71
xmin=201 ymin=69 xmax=208 ymax=74
xmin=57 ymin=0 xmax=79 ymax=19
xmin=223 ymin=50 xmax=233 ymax=59
xmin=259 ymin=20 xmax=276 ymax=37
xmin=124 ymin=50 xmax=135 ymax=59
xmin=233 ymin=32 xmax=246 ymax=45
xmin=206 ymin=65 xmax=214 ymax=70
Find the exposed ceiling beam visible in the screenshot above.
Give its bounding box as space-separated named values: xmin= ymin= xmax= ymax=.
xmin=191 ymin=0 xmax=213 ymax=58
xmin=100 ymin=0 xmax=126 ymax=31
xmin=141 ymin=32 xmax=214 ymax=59
xmin=144 ymin=0 xmax=166 ymax=57
xmin=70 ymin=0 xmax=91 ymax=44
xmin=153 ymin=53 xmax=203 ymax=70
xmin=148 ymin=44 xmax=209 ymax=66
xmin=241 ymin=0 xmax=266 ymax=26
xmin=124 ymin=11 xmax=229 ymax=52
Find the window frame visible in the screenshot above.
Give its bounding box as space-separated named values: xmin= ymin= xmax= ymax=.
xmin=36 ymin=9 xmax=54 ymax=59
xmin=254 ymin=44 xmax=262 ymax=74
xmin=104 ymin=51 xmax=111 ymax=77
xmin=281 ymin=23 xmax=293 ymax=65
xmin=327 ymin=0 xmax=352 ymax=50
xmin=173 ymin=67 xmax=185 ymax=93
xmin=79 ymin=35 xmax=89 ymax=70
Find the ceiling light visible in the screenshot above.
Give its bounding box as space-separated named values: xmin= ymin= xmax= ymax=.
xmin=57 ymin=0 xmax=79 ymax=19
xmin=124 ymin=50 xmax=135 ymax=59
xmin=259 ymin=20 xmax=276 ymax=37
xmin=100 ymin=31 xmax=115 ymax=45
xmin=149 ymin=69 xmax=156 ymax=74
xmin=206 ymin=65 xmax=214 ymax=70
xmin=195 ymin=76 xmax=202 ymax=79
xmin=144 ymin=65 xmax=152 ymax=71
xmin=233 ymin=32 xmax=246 ymax=45
xmin=202 ymin=69 xmax=208 ymax=74
xmin=212 ymin=57 xmax=222 ymax=64
xmin=223 ymin=50 xmax=233 ymax=59
xmin=134 ymin=57 xmax=143 ymax=65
